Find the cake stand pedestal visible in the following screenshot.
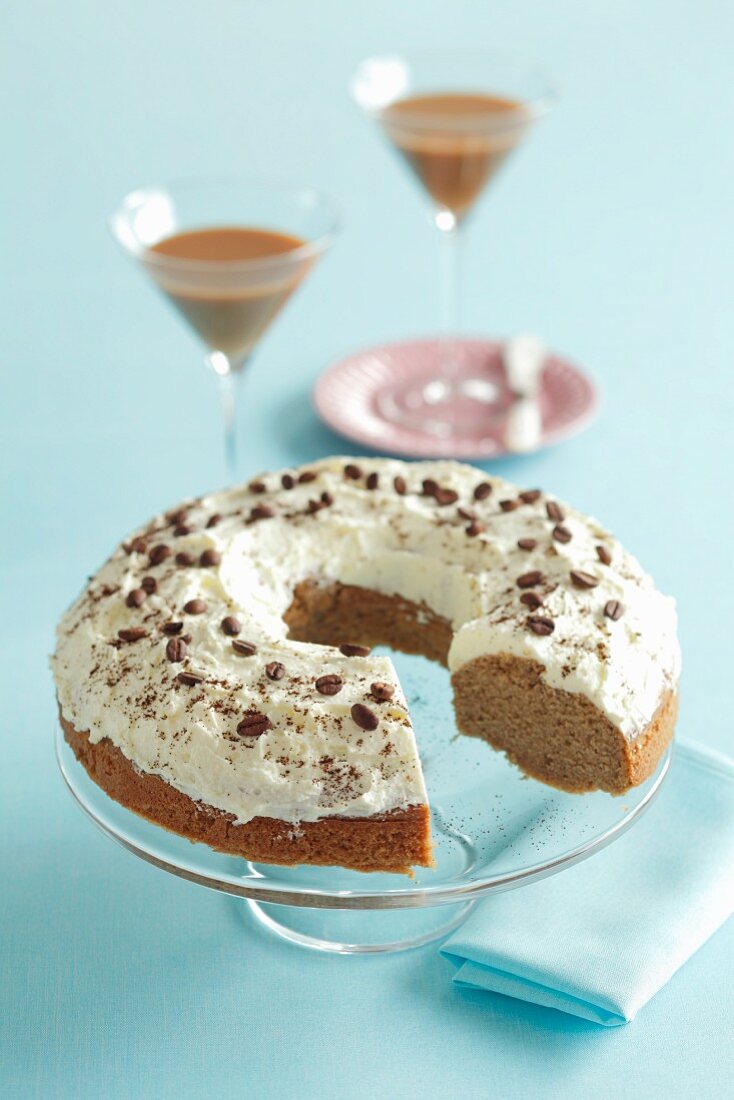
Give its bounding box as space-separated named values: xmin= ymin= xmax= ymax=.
xmin=241 ymin=898 xmax=478 ymax=954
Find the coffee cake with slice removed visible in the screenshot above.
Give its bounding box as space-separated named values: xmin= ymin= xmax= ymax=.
xmin=53 ymin=457 xmax=680 ymax=873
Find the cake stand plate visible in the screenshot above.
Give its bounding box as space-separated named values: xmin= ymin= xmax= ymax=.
xmin=56 ymin=649 xmax=671 ymax=954
xmin=313 ymin=338 xmax=599 ymax=460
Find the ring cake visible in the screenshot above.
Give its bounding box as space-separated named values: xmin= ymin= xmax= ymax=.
xmin=53 ymin=457 xmax=680 ymax=874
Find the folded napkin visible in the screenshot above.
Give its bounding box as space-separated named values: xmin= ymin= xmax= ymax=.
xmin=441 ymin=740 xmax=734 ymax=1026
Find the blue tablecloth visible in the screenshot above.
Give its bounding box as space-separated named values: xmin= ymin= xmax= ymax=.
xmin=2 ymin=1 xmax=733 ymax=1097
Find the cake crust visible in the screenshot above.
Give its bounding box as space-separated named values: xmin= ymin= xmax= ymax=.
xmin=61 ymin=713 xmax=432 ymax=875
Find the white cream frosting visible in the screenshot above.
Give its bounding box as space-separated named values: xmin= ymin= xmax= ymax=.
xmin=53 ymin=457 xmax=680 ymax=825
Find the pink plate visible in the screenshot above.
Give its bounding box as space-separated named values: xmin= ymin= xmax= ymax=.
xmin=313 ymin=337 xmax=600 ymax=460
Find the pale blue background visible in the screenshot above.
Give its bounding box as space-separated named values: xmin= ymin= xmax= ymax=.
xmin=2 ymin=1 xmax=733 ymax=1096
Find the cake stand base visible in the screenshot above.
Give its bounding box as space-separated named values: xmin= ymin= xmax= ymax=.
xmin=242 ymin=898 xmax=478 ymax=954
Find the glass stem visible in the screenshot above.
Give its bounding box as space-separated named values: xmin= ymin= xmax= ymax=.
xmin=219 ymin=371 xmax=238 ymax=480
xmin=209 ymin=352 xmax=243 ymax=482
xmin=438 ymin=213 xmax=461 ymax=390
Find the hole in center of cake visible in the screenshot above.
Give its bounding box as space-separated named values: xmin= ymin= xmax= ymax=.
xmin=283 ymin=579 xmax=452 ymax=666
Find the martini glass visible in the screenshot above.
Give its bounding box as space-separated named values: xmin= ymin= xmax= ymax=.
xmin=350 ymin=53 xmax=555 ymax=440
xmin=111 ymin=178 xmax=339 ymax=478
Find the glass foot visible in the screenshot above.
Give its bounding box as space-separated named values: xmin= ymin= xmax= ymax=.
xmin=242 ymin=899 xmax=477 ymax=954
xmin=376 ymin=373 xmax=513 ymax=438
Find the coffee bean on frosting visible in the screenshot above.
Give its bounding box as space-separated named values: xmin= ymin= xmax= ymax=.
xmin=517 ymin=571 xmax=545 ymax=589
xmin=344 ymin=464 xmax=362 ymax=480
xmin=200 ymin=549 xmax=221 ymax=568
xmin=232 ymin=639 xmax=257 ymax=656
xmin=473 ymin=482 xmax=492 ymax=501
xmin=370 ymin=681 xmax=395 ymax=702
xmin=118 ymin=627 xmax=147 ymax=643
xmin=175 ymin=552 xmax=195 ymax=567
xmin=281 ymin=473 xmax=295 ymax=490
xmin=526 ymin=615 xmax=555 ymax=636
xmin=141 ymin=576 xmax=158 ymax=594
xmin=546 ymin=501 xmax=565 ymax=522
xmin=340 ymin=644 xmax=372 ymax=657
xmin=127 ymin=536 xmax=147 ymax=555
xmin=249 ymin=504 xmax=274 ymax=522
xmin=162 ymin=621 xmax=184 ymax=635
xmin=249 ymin=480 xmax=266 ymax=494
xmin=466 ymin=521 xmax=486 ymax=537
xmin=183 ymin=599 xmax=207 ymax=615
xmin=167 ymin=508 xmax=189 ymax=526
xmin=434 ymin=488 xmax=459 ymax=506
xmin=221 ymin=616 xmax=241 ymax=637
xmin=306 ymin=499 xmax=324 ymax=514
xmin=351 ymin=703 xmax=379 ymax=731
xmin=266 ymin=661 xmax=286 ymax=681
xmin=422 ymin=478 xmax=439 ymax=497
xmin=149 ymin=544 xmax=171 ymax=566
xmin=206 ymin=514 xmax=221 ymax=529
xmin=315 ymin=674 xmax=343 ymax=696
xmin=166 ymin=637 xmax=187 ymax=663
xmin=604 ymin=600 xmax=625 ymax=621
xmin=126 ymin=588 xmax=146 ymax=608
xmin=520 ymin=591 xmax=543 ymax=609
xmin=596 ymin=545 xmax=613 ymax=566
xmin=519 ymin=489 xmax=541 ymax=504
xmin=366 ymin=472 xmax=379 ymax=490
xmin=320 ymin=491 xmax=334 ymax=506
xmin=177 ymin=671 xmax=205 ymax=686
xmin=517 ymin=538 xmax=538 ymax=551
xmin=393 ymin=476 xmax=407 ymax=495
xmin=553 ymin=525 xmax=572 ymax=544
xmin=237 ymin=712 xmax=271 ymax=737
xmin=570 ymin=570 xmax=600 ymax=590
xmin=298 ymin=470 xmax=317 ymax=483
xmin=500 ymin=499 xmax=520 ymax=512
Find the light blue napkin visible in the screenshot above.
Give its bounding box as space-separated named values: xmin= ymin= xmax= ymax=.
xmin=441 ymin=740 xmax=734 ymax=1026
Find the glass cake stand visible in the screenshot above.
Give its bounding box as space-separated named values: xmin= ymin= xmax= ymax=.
xmin=56 ymin=649 xmax=672 ymax=954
